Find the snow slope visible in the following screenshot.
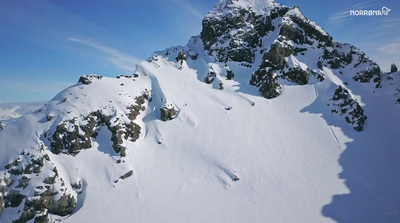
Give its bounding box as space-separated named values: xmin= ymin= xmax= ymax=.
xmin=1 ymin=0 xmax=400 ymax=222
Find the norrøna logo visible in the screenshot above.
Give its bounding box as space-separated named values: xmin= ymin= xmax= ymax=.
xmin=350 ymin=6 xmax=391 ymax=16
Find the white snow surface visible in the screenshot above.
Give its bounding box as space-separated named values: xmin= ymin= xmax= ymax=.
xmin=1 ymin=54 xmax=399 ymax=222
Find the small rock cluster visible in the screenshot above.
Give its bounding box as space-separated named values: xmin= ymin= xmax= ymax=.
xmin=160 ymin=103 xmax=178 ymax=122
xmin=330 ymin=86 xmax=367 ymax=131
xmin=0 ymin=148 xmax=77 ymax=223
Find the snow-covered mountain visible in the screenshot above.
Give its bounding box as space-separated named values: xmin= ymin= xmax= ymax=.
xmin=1 ymin=0 xmax=400 ymax=222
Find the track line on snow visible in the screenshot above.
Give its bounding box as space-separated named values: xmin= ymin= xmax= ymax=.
xmin=313 ymin=84 xmax=343 ymax=152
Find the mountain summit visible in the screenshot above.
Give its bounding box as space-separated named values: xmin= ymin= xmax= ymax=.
xmin=1 ymin=1 xmax=399 ymax=222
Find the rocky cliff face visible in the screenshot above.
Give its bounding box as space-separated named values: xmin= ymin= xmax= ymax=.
xmin=155 ymin=0 xmax=382 ymax=131
xmin=0 ymin=74 xmax=151 ymax=222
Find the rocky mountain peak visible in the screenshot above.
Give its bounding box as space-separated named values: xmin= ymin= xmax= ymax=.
xmin=209 ymin=0 xmax=280 ymax=16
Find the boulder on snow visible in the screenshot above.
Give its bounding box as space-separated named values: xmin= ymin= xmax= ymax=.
xmin=226 ymin=67 xmax=234 ymax=80
xmin=78 ymin=75 xmax=103 ymax=85
xmin=160 ymin=103 xmax=178 ymax=121
xmin=47 ymin=194 xmax=77 ymax=216
xmin=176 ymin=50 xmax=187 ymax=62
xmin=204 ymin=70 xmax=216 ymax=84
xmin=391 ymin=63 xmax=398 ymax=73
xmin=0 ymin=122 xmax=6 ymax=131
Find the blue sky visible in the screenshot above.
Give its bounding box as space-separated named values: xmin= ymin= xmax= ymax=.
xmin=0 ymin=0 xmax=399 ymax=103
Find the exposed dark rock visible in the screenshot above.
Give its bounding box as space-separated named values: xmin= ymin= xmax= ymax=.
xmin=293 ymin=47 xmax=307 ymax=56
xmin=317 ymin=60 xmax=323 ymax=70
xmin=9 ymin=168 xmax=23 ymax=176
xmin=353 ymin=65 xmax=381 ymax=86
xmin=226 ymin=67 xmax=234 ymax=80
xmin=331 ymin=86 xmax=367 ymax=131
xmin=124 ymin=122 xmax=141 ymax=141
xmin=109 ymin=125 xmax=124 ymax=155
xmin=34 ymin=214 xmax=49 ymax=223
xmin=282 ymin=67 xmax=310 ymax=85
xmin=391 ymin=63 xmax=398 ymax=73
xmin=263 ymin=42 xmax=292 ymax=70
xmin=280 ymin=24 xmax=306 ymax=45
xmin=71 ymin=181 xmax=82 ymax=194
xmin=17 ymin=176 xmax=30 ymax=189
xmin=78 ymin=75 xmax=103 ymax=85
xmin=23 ymin=164 xmax=34 ymax=174
xmin=255 ymin=14 xmax=275 ymax=36
xmin=43 ymin=176 xmax=56 ymax=185
xmin=47 ymin=194 xmax=76 ymax=216
xmin=116 ymin=75 xmax=132 ymax=79
xmin=120 ymin=170 xmax=133 ymax=180
xmin=127 ymin=96 xmax=146 ymax=121
xmin=26 ymin=189 xmax=53 ymax=211
xmin=0 ymin=122 xmax=6 ymax=131
xmin=5 ymin=190 xmax=25 ymax=208
xmin=160 ymin=104 xmax=178 ymax=121
xmin=250 ymin=67 xmax=281 ymax=99
xmin=50 ymin=122 xmax=92 ymax=155
xmin=176 ymin=50 xmax=187 ymax=62
xmin=13 ymin=209 xmax=35 ymax=223
xmin=228 ymin=48 xmax=255 ymax=63
xmin=289 ymin=13 xmax=332 ymax=45
xmin=204 ymin=71 xmax=216 ymax=84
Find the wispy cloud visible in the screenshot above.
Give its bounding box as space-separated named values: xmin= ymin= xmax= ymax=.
xmin=351 ymin=1 xmax=374 ymax=10
xmin=378 ymin=18 xmax=400 ymax=30
xmin=329 ymin=11 xmax=352 ymax=25
xmin=329 ymin=1 xmax=374 ymax=26
xmin=170 ymin=0 xmax=204 ymax=20
xmin=68 ymin=38 xmax=141 ymax=72
xmin=377 ymin=43 xmax=400 ymax=55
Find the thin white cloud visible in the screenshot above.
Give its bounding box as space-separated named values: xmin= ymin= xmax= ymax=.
xmin=377 ymin=43 xmax=400 ymax=55
xmin=329 ymin=11 xmax=352 ymax=25
xmin=351 ymin=1 xmax=374 ymax=10
xmin=68 ymin=38 xmax=141 ymax=72
xmin=329 ymin=1 xmax=374 ymax=26
xmin=379 ymin=18 xmax=400 ymax=29
xmin=170 ymin=0 xmax=204 ymax=20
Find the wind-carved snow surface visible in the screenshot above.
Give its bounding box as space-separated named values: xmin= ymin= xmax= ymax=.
xmin=1 ymin=0 xmax=400 ymax=222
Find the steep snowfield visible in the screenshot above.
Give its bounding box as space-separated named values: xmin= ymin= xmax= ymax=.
xmin=64 ymin=59 xmax=350 ymax=223
xmin=1 ymin=56 xmax=399 ymax=222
